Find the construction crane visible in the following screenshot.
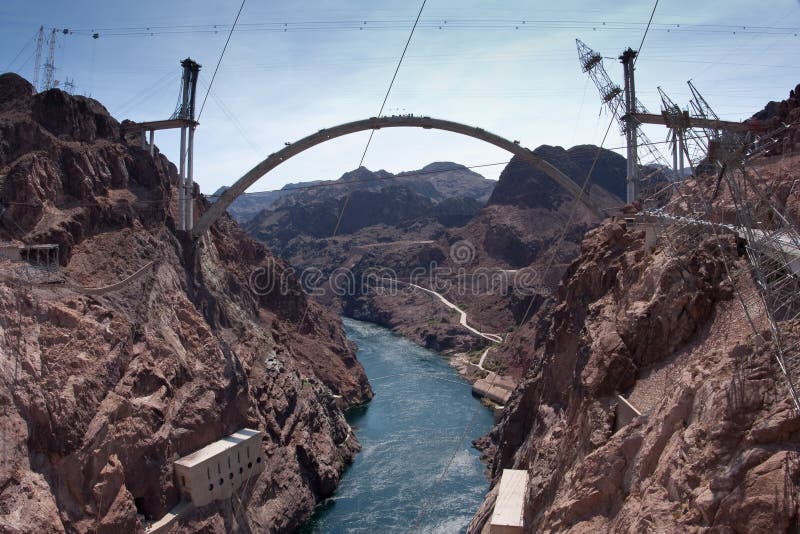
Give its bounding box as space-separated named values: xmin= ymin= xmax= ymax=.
xmin=576 ymin=39 xmax=677 ymax=203
xmin=577 ymin=37 xmax=800 ymax=411
xmin=576 ymin=39 xmax=754 ymax=204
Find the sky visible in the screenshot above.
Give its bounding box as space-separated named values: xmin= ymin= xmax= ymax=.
xmin=2 ymin=1 xmax=800 ymax=194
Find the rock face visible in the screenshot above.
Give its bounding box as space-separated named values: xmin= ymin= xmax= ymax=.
xmin=0 ymin=73 xmax=372 ymax=533
xmin=489 ymin=145 xmax=627 ymax=208
xmin=468 ymin=216 xmax=800 ymax=532
xmin=330 ymin=149 xmax=623 ymax=369
xmin=247 ymin=184 xmax=466 ymax=243
xmin=238 ymin=146 xmax=624 ymax=369
xmin=224 ymin=161 xmax=495 ymax=224
xmin=750 ymin=83 xmax=800 ymax=155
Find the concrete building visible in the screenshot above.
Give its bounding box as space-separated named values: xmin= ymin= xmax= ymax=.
xmin=472 ymin=372 xmax=516 ymax=405
xmin=173 ymin=428 xmax=264 ymax=507
xmin=490 ymin=469 xmax=528 ymax=534
xmin=0 ymin=242 xmax=59 ymax=268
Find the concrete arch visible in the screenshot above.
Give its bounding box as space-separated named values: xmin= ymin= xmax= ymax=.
xmin=193 ymin=115 xmax=602 ymax=238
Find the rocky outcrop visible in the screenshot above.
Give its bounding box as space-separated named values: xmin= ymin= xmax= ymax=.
xmin=0 ymin=73 xmax=371 ymax=533
xmin=333 ymin=150 xmax=622 ymax=367
xmin=223 ymin=162 xmax=494 ymax=223
xmin=468 ymin=216 xmax=800 ymax=532
xmin=750 ymin=83 xmax=800 ymax=155
xmin=488 ymin=145 xmax=626 ymax=208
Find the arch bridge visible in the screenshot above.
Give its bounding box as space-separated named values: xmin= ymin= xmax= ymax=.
xmin=192 ymin=115 xmax=604 ymax=238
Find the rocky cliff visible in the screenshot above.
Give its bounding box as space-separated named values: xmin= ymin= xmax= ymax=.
xmin=0 ymin=73 xmax=371 ymax=533
xmin=223 ymin=161 xmax=494 ymax=224
xmin=468 ymin=210 xmax=800 ymax=531
xmin=751 ymin=82 xmax=800 ymax=155
xmin=326 ymin=147 xmax=624 ymax=373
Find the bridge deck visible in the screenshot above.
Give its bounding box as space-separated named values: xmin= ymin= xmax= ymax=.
xmin=193 ymin=115 xmax=605 ymax=238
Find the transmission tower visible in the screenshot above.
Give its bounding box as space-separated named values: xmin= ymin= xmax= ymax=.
xmin=32 ymin=26 xmax=44 ymax=92
xmin=42 ymin=28 xmax=57 ymax=91
xmin=576 ymin=39 xmax=622 ymax=107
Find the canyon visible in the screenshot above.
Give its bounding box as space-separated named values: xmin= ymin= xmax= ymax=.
xmin=0 ymin=73 xmax=371 ymax=533
xmin=3 ymin=65 xmax=800 ymax=534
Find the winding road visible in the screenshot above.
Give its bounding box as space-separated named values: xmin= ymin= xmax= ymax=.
xmin=387 ymin=280 xmax=503 ymax=344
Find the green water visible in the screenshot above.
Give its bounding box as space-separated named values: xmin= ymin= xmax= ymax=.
xmin=299 ymin=317 xmax=494 ymax=534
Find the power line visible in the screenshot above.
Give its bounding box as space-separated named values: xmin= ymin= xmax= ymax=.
xmin=197 ymin=0 xmax=247 ymax=121
xmin=634 ymin=0 xmax=660 ymax=65
xmin=3 ymin=31 xmax=37 ymax=72
xmin=331 ymin=0 xmax=428 ymax=238
xmin=288 ymin=1 xmax=428 ymax=389
xmin=197 ymin=76 xmax=263 ymax=155
xmin=114 ymin=71 xmax=178 ymax=117
xmin=64 ymin=18 xmax=800 ymax=38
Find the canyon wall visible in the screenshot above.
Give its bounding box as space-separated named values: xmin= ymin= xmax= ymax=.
xmin=0 ymin=73 xmax=371 ymax=533
xmin=469 ymin=215 xmax=800 ymax=532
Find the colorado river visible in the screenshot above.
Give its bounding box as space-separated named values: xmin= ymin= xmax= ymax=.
xmin=300 ymin=317 xmax=494 ymax=533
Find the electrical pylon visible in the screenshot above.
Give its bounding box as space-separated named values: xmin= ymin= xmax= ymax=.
xmin=32 ymin=26 xmax=44 ymax=92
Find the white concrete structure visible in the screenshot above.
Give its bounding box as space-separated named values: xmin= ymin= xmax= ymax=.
xmin=473 ymin=372 xmax=517 ymax=405
xmin=490 ymin=469 xmax=528 ymax=534
xmin=174 ymin=428 xmax=264 ymax=507
xmin=614 ymin=394 xmax=643 ymax=432
xmin=145 ymin=501 xmax=192 ymax=534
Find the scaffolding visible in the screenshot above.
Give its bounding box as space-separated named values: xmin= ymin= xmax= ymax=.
xmin=577 ymin=37 xmax=800 ymax=411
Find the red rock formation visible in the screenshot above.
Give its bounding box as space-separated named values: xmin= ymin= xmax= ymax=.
xmin=750 ymin=83 xmax=800 ymax=155
xmin=468 ymin=216 xmax=800 ymax=532
xmin=0 ymin=73 xmax=371 ymax=533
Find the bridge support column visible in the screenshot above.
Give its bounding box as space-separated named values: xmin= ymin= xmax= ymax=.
xmin=621 ymin=48 xmax=639 ymax=204
xmin=186 ymin=125 xmax=195 ymax=231
xmin=149 ymin=129 xmax=155 ymax=157
xmin=672 ymin=129 xmax=679 ymax=176
xmin=178 ymin=126 xmax=187 ymax=231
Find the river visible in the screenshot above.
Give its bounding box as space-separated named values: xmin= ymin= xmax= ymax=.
xmin=299 ymin=317 xmax=494 ymax=533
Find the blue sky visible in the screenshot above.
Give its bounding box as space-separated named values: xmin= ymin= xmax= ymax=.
xmin=2 ymin=1 xmax=800 ymax=193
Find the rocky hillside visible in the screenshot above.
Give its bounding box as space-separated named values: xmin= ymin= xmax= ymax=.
xmin=299 ymin=147 xmax=625 ymax=372
xmin=0 ymin=73 xmax=371 ymax=533
xmin=246 ymin=182 xmax=483 ymax=248
xmin=221 ymin=161 xmax=495 ymax=223
xmin=468 ymin=198 xmax=800 ymax=530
